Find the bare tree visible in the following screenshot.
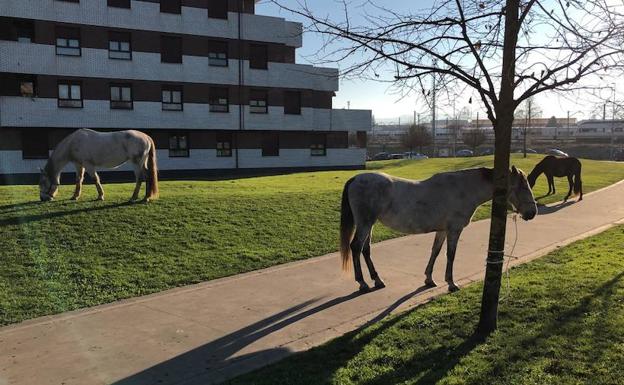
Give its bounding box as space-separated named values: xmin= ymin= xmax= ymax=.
xmin=276 ymin=0 xmax=624 ymax=334
xmin=462 ymin=129 xmax=488 ymax=153
xmin=402 ymin=124 xmax=432 ymax=154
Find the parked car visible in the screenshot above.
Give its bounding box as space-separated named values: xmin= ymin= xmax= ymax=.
xmin=372 ymin=152 xmax=391 ymax=160
xmin=614 ymin=149 xmax=624 ymax=161
xmin=513 ymin=148 xmax=538 ymax=154
xmin=389 ymin=153 xmax=405 ymax=159
xmin=404 ymin=152 xmax=429 ymax=160
xmin=546 ymin=148 xmax=569 ymax=157
xmin=456 ymin=149 xmax=474 ymax=157
xmin=478 ymin=148 xmax=494 ymax=156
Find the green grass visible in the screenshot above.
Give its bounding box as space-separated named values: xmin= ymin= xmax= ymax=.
xmin=229 ymin=225 xmax=624 ymax=385
xmin=1 ymin=155 xmax=624 ymax=325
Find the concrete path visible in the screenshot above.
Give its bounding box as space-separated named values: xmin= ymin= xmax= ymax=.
xmin=2 ymin=181 xmax=624 ymax=385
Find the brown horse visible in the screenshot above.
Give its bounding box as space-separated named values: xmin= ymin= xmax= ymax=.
xmin=527 ymin=155 xmax=582 ymax=202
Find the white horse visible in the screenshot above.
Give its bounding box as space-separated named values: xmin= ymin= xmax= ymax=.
xmin=39 ymin=129 xmax=159 ymax=202
xmin=340 ymin=166 xmax=537 ymax=293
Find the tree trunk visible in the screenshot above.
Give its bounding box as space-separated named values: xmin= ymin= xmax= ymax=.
xmin=477 ymin=0 xmax=519 ymax=336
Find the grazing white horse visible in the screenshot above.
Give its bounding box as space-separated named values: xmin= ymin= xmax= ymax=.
xmin=340 ymin=167 xmax=537 ymax=293
xmin=39 ymin=129 xmax=159 ymax=202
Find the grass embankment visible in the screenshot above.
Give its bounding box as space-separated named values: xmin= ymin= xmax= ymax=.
xmin=230 ymin=225 xmax=624 ymax=385
xmin=1 ymin=155 xmax=623 ymax=325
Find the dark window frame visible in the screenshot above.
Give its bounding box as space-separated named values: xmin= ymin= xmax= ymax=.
xmin=249 ymin=44 xmax=268 ymax=70
xmin=250 ymin=89 xmax=268 ymax=114
xmin=160 ymin=0 xmax=181 ymax=14
xmin=22 ymin=129 xmax=50 ymax=160
xmin=207 ymin=0 xmax=228 ymax=19
xmin=107 ymin=0 xmax=131 ymax=8
xmin=110 ymin=83 xmax=133 ymax=110
xmin=216 ymin=132 xmax=233 ymax=157
xmin=161 ymin=35 xmax=183 ymax=63
xmin=208 ymin=40 xmax=228 ymax=67
xmin=57 ymin=80 xmax=83 ymax=108
xmin=55 ymin=27 xmax=81 ymax=56
xmin=284 ymin=90 xmax=302 ymax=115
xmin=262 ymin=132 xmax=279 ymax=157
xmin=310 ymin=133 xmax=327 ymax=156
xmin=109 ymin=31 xmax=132 ymax=60
xmin=15 ymin=20 xmax=35 ymax=43
xmin=162 ymin=86 xmax=183 ymax=111
xmin=19 ymin=75 xmax=37 ymax=97
xmin=209 ymin=87 xmax=229 ymax=113
xmin=169 ymin=132 xmax=189 ymax=157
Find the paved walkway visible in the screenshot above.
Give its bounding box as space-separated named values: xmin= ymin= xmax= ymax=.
xmin=2 ymin=181 xmax=624 ymax=385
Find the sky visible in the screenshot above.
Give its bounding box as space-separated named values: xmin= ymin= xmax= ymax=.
xmin=256 ymin=0 xmax=623 ymax=123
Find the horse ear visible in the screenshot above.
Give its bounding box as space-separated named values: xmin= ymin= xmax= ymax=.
xmin=511 ymin=165 xmax=518 ymax=174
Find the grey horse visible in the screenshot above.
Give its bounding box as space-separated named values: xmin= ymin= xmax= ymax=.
xmin=339 ymin=166 xmax=537 ymax=293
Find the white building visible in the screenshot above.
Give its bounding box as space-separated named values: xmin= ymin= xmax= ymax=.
xmin=0 ymin=0 xmax=371 ymax=183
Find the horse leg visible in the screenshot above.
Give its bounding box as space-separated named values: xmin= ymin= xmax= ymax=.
xmin=577 ymin=170 xmax=583 ymax=201
xmin=424 ymin=231 xmax=446 ymax=287
xmin=351 ymin=225 xmax=372 ymax=293
xmin=130 ymin=163 xmax=143 ymax=202
xmin=563 ymin=174 xmax=573 ymax=202
xmin=444 ymin=228 xmax=463 ymax=292
xmin=71 ymin=164 xmax=85 ymax=200
xmin=548 ymin=174 xmax=555 ymax=195
xmin=87 ymin=168 xmax=105 ymax=201
xmin=362 ymin=234 xmax=385 ymax=289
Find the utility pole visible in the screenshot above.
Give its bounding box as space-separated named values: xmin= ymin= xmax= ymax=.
xmin=567 ymin=110 xmax=570 ymax=139
xmin=524 ymin=99 xmax=531 ymax=158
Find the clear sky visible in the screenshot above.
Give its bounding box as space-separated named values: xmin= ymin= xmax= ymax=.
xmin=256 ymin=0 xmax=622 ymax=123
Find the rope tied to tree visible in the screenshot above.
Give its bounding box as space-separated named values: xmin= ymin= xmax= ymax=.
xmin=486 ymin=214 xmax=519 ymax=301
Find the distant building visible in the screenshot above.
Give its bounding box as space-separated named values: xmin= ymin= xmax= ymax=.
xmin=0 ymin=0 xmax=371 ymax=183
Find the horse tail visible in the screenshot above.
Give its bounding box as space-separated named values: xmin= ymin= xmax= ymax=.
xmin=146 ymin=137 xmax=159 ymax=200
xmin=340 ymin=177 xmax=355 ymax=271
xmin=573 ymin=161 xmax=582 ymax=196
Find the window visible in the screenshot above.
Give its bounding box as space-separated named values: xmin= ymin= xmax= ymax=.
xmin=56 ymin=0 xmax=79 ymax=2
xmin=310 ymin=134 xmax=327 ymax=156
xmin=22 ymin=130 xmax=49 ymax=159
xmin=110 ymin=84 xmax=133 ymax=109
xmin=284 ymin=91 xmax=301 ymax=115
xmin=56 ymin=27 xmax=81 ymax=56
xmin=262 ymin=132 xmax=279 ymax=157
xmin=109 ymin=32 xmax=131 ymax=60
xmin=208 ymin=0 xmax=228 ymax=19
xmin=160 ymin=0 xmax=181 ymax=14
xmin=250 ymin=89 xmax=268 ymax=114
xmin=249 ymin=44 xmax=268 ymax=69
xmin=58 ymin=81 xmax=83 ymax=108
xmin=169 ymin=133 xmax=189 ymax=157
xmin=16 ymin=20 xmax=34 ymax=43
xmin=216 ymin=132 xmax=232 ymax=157
xmin=241 ymin=0 xmax=255 ymax=13
xmin=208 ymin=40 xmax=228 ymax=67
xmin=162 ymin=86 xmax=183 ymax=111
xmin=161 ymin=35 xmax=182 ymax=63
xmin=19 ymin=75 xmax=37 ymax=97
xmin=209 ymin=87 xmax=229 ymax=112
xmin=108 ymin=0 xmax=131 ymax=8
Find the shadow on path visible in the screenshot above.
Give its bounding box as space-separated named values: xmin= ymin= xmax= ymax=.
xmin=537 ymin=200 xmax=575 ymax=215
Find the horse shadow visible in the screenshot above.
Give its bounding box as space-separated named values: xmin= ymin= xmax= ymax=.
xmin=112 ymin=285 xmax=437 ymax=385
xmin=0 ymin=200 xmax=135 ymax=226
xmin=537 ymin=200 xmax=575 ymax=215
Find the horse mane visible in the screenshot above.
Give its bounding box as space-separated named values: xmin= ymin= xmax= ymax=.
xmin=44 ymin=130 xmax=78 ymax=180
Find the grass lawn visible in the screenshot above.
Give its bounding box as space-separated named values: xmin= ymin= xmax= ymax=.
xmin=229 ymin=225 xmax=624 ymax=385
xmin=1 ymin=155 xmax=624 ymax=325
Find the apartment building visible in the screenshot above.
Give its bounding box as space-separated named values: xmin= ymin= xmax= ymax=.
xmin=0 ymin=0 xmax=371 ymax=182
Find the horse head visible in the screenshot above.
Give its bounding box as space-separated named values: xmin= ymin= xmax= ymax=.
xmin=39 ymin=167 xmax=59 ymax=202
xmin=508 ymin=165 xmax=537 ymax=220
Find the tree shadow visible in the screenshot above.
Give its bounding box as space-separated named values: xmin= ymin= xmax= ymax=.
xmin=537 ymin=200 xmax=575 ymax=215
xmin=113 ymin=291 xmax=366 ymax=385
xmin=0 ymin=201 xmax=135 ymax=226
xmin=0 ymin=200 xmax=42 ymax=214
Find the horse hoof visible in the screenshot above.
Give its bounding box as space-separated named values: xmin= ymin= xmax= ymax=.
xmin=70 ymin=196 xmax=79 ymax=201
xmin=358 ymin=283 xmax=371 ymax=294
xmin=424 ymin=279 xmax=437 ymax=288
xmin=96 ymin=196 xmax=104 ymax=201
xmin=374 ymin=278 xmax=386 ymax=290
xmin=448 ymin=284 xmax=460 ymax=293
